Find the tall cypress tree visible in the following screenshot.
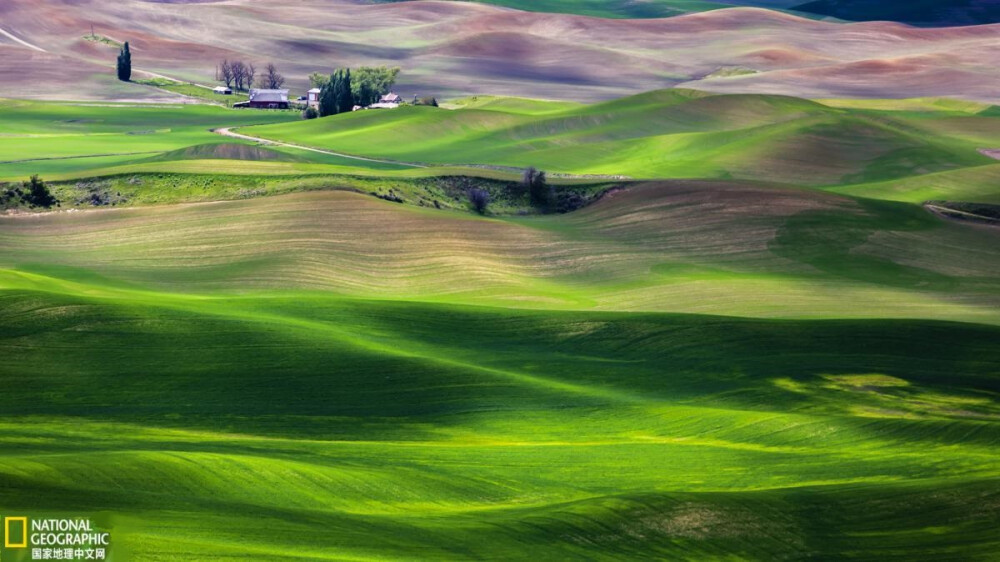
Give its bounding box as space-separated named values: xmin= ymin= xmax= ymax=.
xmin=317 ymin=69 xmax=357 ymax=117
xmin=331 ymin=70 xmax=343 ymax=115
xmin=117 ymin=42 xmax=132 ymax=81
xmin=318 ymin=74 xmax=337 ymax=117
xmin=342 ymin=68 xmax=354 ymax=113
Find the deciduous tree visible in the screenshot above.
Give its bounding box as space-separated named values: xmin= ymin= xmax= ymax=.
xmin=217 ymin=59 xmax=234 ymax=88
xmin=309 ymin=72 xmax=329 ymax=89
xmin=245 ymin=62 xmax=256 ymax=90
xmin=468 ymin=188 xmax=490 ymax=215
xmin=263 ymin=63 xmax=285 ymax=89
xmin=352 ymin=66 xmax=400 ymax=107
xmin=231 ymin=61 xmax=247 ymax=91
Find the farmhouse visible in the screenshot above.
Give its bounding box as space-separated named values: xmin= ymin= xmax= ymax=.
xmin=380 ymin=92 xmax=402 ymax=104
xmin=235 ymin=89 xmax=289 ymax=109
xmin=307 ymin=88 xmax=321 ymax=109
xmin=213 ymin=86 xmax=233 ymax=95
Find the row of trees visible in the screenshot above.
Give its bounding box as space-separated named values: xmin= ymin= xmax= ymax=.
xmin=311 ymin=66 xmax=400 ymax=116
xmin=217 ymin=60 xmax=254 ymax=91
xmin=316 ymin=68 xmax=356 ymax=117
xmin=216 ymin=60 xmax=286 ymax=91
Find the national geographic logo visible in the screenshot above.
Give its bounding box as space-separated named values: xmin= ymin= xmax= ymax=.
xmin=4 ymin=516 xmax=27 ymax=548
xmin=3 ymin=516 xmax=110 ymax=560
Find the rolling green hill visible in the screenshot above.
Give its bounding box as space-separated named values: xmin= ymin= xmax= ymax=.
xmin=5 ymin=92 xmax=998 ymax=207
xmin=3 ymin=184 xmax=998 ymax=321
xmin=0 ymin=100 xmax=436 ymax=181
xmin=243 ymin=90 xmax=1000 ymax=199
xmin=1 ymin=181 xmax=999 ymax=558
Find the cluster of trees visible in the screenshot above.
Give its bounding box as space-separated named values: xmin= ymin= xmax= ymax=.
xmin=217 ymin=60 xmax=284 ymax=91
xmin=2 ymin=175 xmax=57 ymax=209
xmin=24 ymin=175 xmax=56 ymax=207
xmin=316 ymin=69 xmax=357 ymax=117
xmin=523 ymin=167 xmax=552 ymax=209
xmin=311 ymin=66 xmax=401 ymax=116
xmin=116 ymin=42 xmax=131 ymax=81
xmin=216 ymin=60 xmax=254 ymax=91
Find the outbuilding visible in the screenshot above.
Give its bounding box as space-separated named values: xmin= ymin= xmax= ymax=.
xmin=307 ymin=88 xmax=321 ymax=108
xmin=213 ymin=86 xmax=233 ymax=95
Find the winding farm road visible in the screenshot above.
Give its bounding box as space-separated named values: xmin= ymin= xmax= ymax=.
xmin=213 ymin=127 xmax=427 ymax=168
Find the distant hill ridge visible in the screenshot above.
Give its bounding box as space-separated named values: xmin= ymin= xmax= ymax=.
xmin=792 ymin=0 xmax=1000 ymax=26
xmin=374 ymin=0 xmax=1000 ymax=25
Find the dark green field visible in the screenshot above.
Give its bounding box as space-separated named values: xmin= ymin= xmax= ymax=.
xmin=2 ymin=173 xmax=999 ymax=558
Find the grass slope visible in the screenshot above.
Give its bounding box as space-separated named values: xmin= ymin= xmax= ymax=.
xmin=0 ymin=100 xmax=433 ymax=180
xmin=0 ymin=221 xmax=999 ymax=557
xmin=2 ymin=183 xmax=998 ymax=320
xmin=1 ymin=93 xmax=999 ymax=559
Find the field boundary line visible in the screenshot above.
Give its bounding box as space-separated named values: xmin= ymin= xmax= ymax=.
xmin=0 ymin=28 xmax=46 ymax=52
xmin=0 ymin=151 xmax=162 ymax=164
xmin=212 ymin=127 xmax=630 ymax=179
xmin=213 ymin=127 xmax=428 ymax=168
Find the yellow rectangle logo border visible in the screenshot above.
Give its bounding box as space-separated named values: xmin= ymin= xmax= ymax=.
xmin=5 ymin=516 xmax=28 ymax=548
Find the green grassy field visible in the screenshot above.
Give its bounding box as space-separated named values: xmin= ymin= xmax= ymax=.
xmin=1 ymin=183 xmax=999 ymax=559
xmin=5 ymin=91 xmax=998 ymax=205
xmin=0 ymin=100 xmax=319 ymax=181
xmin=1 ymin=90 xmax=999 ymax=559
xmin=245 ymin=90 xmax=1000 ymax=203
xmin=134 ymin=78 xmax=250 ymax=108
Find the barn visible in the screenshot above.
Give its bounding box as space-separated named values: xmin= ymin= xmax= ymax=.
xmin=243 ymin=89 xmax=289 ymax=109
